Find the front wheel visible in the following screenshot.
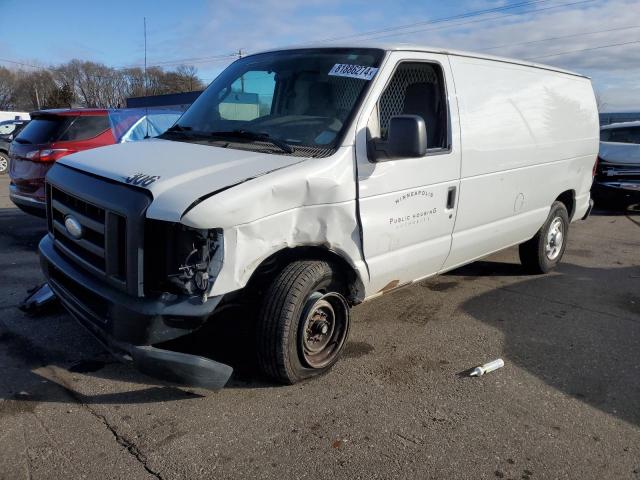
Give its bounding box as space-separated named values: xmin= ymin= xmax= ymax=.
xmin=519 ymin=201 xmax=569 ymax=274
xmin=0 ymin=152 xmax=9 ymax=175
xmin=257 ymin=260 xmax=350 ymax=384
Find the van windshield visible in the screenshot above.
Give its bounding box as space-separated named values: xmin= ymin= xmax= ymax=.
xmin=162 ymin=48 xmax=385 ymax=157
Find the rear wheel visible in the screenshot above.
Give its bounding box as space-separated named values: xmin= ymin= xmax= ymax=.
xmin=0 ymin=152 xmax=8 ymax=175
xmin=519 ymin=201 xmax=569 ymax=274
xmin=257 ymin=260 xmax=350 ymax=384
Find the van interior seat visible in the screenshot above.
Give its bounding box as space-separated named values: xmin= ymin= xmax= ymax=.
xmin=402 ymin=82 xmax=440 ymax=148
xmin=305 ymin=81 xmax=336 ymax=117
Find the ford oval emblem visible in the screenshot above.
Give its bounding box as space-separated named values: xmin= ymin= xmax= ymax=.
xmin=64 ymin=216 xmax=83 ymax=240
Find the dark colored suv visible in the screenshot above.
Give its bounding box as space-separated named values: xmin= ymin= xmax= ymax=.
xmin=0 ymin=119 xmax=30 ymax=174
xmin=9 ymin=110 xmax=114 ymax=216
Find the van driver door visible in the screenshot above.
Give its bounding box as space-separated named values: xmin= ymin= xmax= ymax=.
xmin=354 ymin=52 xmax=461 ymax=295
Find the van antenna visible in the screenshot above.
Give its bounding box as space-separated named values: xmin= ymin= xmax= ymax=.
xmin=144 ymin=16 xmax=150 ymax=139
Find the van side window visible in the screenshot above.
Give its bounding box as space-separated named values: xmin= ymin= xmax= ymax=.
xmin=378 ymin=62 xmax=448 ymax=149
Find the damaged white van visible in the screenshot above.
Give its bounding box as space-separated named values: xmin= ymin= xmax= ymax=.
xmin=39 ymin=45 xmax=599 ymax=388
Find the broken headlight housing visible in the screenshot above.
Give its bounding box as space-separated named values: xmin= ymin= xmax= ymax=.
xmin=144 ymin=220 xmax=223 ymax=301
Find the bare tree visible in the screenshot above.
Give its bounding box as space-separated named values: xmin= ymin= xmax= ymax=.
xmin=0 ymin=67 xmax=16 ymax=109
xmin=11 ymin=70 xmax=57 ymax=110
xmin=175 ymin=65 xmax=205 ymax=92
xmin=2 ymin=60 xmax=206 ymax=110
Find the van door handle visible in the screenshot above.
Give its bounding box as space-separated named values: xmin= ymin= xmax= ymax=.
xmin=446 ymin=186 xmax=457 ymax=209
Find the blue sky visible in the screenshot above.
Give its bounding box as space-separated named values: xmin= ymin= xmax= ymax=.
xmin=2 ymin=0 xmax=639 ymax=110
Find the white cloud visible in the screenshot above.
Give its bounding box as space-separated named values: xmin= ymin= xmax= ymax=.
xmin=383 ymin=0 xmax=640 ymax=110
xmin=148 ymin=0 xmax=640 ymax=110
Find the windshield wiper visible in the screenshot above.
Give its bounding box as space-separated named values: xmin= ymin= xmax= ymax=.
xmin=207 ymin=129 xmax=294 ymax=154
xmin=162 ymin=124 xmax=194 ymax=138
xmin=166 ymin=124 xmax=192 ymax=132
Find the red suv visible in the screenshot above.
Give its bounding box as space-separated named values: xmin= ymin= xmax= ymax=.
xmin=9 ymin=109 xmax=115 ymax=217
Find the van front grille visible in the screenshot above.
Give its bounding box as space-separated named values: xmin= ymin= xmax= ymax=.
xmin=48 ymin=185 xmax=127 ymax=286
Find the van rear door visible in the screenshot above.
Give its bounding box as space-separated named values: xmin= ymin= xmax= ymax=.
xmin=355 ymin=52 xmax=461 ymax=294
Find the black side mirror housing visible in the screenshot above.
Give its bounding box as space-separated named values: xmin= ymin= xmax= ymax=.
xmin=370 ymin=115 xmax=428 ymax=162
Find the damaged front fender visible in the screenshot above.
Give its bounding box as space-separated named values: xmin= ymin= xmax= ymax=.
xmin=180 ymin=147 xmax=368 ymax=300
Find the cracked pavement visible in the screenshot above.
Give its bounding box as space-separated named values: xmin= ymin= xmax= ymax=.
xmin=0 ymin=175 xmax=639 ymax=479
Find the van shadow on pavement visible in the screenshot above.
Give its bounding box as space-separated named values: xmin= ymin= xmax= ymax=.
xmin=457 ymin=260 xmax=640 ymax=427
xmin=2 ymin=203 xmax=639 ymax=412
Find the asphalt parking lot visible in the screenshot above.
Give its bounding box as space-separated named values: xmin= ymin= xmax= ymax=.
xmin=0 ymin=173 xmax=639 ymax=480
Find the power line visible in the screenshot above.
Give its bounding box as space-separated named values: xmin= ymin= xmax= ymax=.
xmin=0 ymin=57 xmax=44 ymax=69
xmin=303 ymin=0 xmax=555 ymax=45
xmin=128 ymin=0 xmax=595 ymax=68
xmin=121 ymin=52 xmax=238 ymax=69
xmin=479 ymin=24 xmax=640 ymax=51
xmin=101 ymin=0 xmax=560 ymax=70
xmin=0 ymin=0 xmax=621 ymax=74
xmin=526 ymin=39 xmax=640 ymax=59
xmin=359 ymin=0 xmax=596 ymax=42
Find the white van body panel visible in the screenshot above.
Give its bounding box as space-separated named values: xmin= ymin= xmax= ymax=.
xmin=56 ymin=45 xmax=599 ymax=304
xmin=181 ymin=147 xmax=367 ymax=297
xmin=441 ymin=55 xmax=599 ymax=270
xmin=353 ymin=51 xmax=461 ymax=295
xmin=60 ymin=139 xmax=305 ymax=222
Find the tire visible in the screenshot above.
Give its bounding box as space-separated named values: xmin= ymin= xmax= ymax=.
xmin=0 ymin=152 xmax=8 ymax=175
xmin=257 ymin=260 xmax=350 ymax=384
xmin=519 ymin=201 xmax=570 ymax=274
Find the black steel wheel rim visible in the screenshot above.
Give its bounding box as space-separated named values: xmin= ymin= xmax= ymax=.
xmin=298 ymin=291 xmax=349 ymax=369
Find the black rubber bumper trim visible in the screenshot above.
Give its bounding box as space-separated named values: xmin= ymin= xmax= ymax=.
xmin=39 ymin=235 xmax=221 ymax=345
xmin=582 ymin=198 xmax=594 ymax=220
xmin=9 ymin=185 xmax=47 ymax=217
xmin=39 ymin=235 xmax=233 ymax=389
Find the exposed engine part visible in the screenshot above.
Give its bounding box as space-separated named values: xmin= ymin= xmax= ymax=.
xmin=165 ymin=228 xmax=222 ymax=302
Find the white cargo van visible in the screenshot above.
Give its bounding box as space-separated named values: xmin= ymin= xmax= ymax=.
xmin=39 ymin=45 xmax=599 ymax=388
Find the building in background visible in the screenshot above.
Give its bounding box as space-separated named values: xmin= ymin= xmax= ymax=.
xmin=126 ymin=91 xmax=203 ymax=112
xmin=0 ymin=111 xmax=30 ymax=122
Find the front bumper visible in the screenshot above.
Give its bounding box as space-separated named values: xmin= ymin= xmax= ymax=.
xmin=9 ymin=184 xmax=46 ymax=217
xmin=592 ymin=180 xmax=640 ymax=204
xmin=39 ymin=235 xmax=233 ymax=389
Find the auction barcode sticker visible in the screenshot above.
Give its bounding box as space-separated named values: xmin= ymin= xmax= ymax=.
xmin=328 ymin=64 xmax=379 ymax=80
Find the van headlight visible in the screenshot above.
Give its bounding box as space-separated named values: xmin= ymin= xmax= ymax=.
xmin=144 ymin=221 xmax=223 ymax=301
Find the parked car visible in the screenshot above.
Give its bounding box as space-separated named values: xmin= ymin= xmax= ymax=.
xmin=9 ymin=109 xmax=114 ymax=216
xmin=593 ymin=121 xmax=640 ymax=207
xmin=0 ymin=119 xmax=30 ymax=174
xmin=8 ymin=108 xmax=181 ymax=216
xmin=39 ymin=45 xmax=598 ymax=389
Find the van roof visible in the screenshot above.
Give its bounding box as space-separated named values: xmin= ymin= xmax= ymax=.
xmin=253 ymin=43 xmax=589 ymax=79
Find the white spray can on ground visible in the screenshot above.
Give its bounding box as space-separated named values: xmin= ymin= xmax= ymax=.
xmin=469 ymin=358 xmax=504 ymax=377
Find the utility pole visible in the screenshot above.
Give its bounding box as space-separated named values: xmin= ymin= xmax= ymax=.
xmin=238 ymin=49 xmax=244 ymax=93
xmin=144 ymin=17 xmax=148 ymax=97
xmin=143 ymin=17 xmax=150 ymax=138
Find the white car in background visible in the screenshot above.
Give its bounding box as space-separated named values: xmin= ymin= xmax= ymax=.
xmin=594 ymin=121 xmax=640 ymax=207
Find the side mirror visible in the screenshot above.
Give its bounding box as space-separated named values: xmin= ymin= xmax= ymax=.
xmin=370 ymin=114 xmax=427 ymax=162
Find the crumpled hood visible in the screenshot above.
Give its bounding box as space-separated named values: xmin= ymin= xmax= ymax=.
xmin=599 ymin=141 xmax=640 ymax=165
xmin=59 ymin=138 xmax=304 ymax=221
